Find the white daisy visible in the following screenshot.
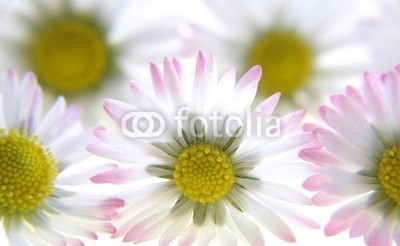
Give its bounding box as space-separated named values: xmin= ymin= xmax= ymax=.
xmin=0 ymin=0 xmax=186 ymax=120
xmin=186 ymin=0 xmax=371 ymax=108
xmin=88 ymin=52 xmax=319 ymax=245
xmin=300 ymin=66 xmax=400 ymax=245
xmin=0 ymin=69 xmax=123 ymax=245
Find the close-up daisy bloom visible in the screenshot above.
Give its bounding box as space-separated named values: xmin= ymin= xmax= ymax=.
xmin=0 ymin=0 xmax=186 ymax=120
xmin=88 ymin=52 xmax=319 ymax=245
xmin=186 ymin=0 xmax=371 ymax=108
xmin=0 ymin=69 xmax=123 ymax=245
xmin=300 ymin=66 xmax=400 ymax=245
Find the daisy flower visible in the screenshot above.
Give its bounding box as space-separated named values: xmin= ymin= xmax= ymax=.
xmin=187 ymin=0 xmax=371 ymax=107
xmin=0 ymin=69 xmax=123 ymax=245
xmin=88 ymin=52 xmax=319 ymax=245
xmin=0 ymin=0 xmax=185 ymax=120
xmin=300 ymin=66 xmax=400 ymax=245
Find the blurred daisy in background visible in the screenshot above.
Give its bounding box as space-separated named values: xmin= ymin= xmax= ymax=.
xmin=301 ymin=67 xmax=400 ymax=246
xmin=362 ymin=0 xmax=400 ymax=71
xmin=0 ymin=0 xmax=187 ymax=122
xmin=0 ymin=69 xmax=123 ymax=245
xmin=186 ymin=0 xmax=372 ymax=111
xmin=89 ymin=52 xmax=319 ymax=245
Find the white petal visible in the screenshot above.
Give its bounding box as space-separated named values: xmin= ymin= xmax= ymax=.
xmin=394 ymin=219 xmax=400 ymax=245
xmin=232 ymin=65 xmax=261 ymax=108
xmin=315 ymin=128 xmax=371 ymax=167
xmin=226 ymin=201 xmax=265 ymax=245
xmin=159 ymin=205 xmax=192 ymax=246
xmin=238 ymin=178 xmax=312 ymax=205
xmin=1 ymin=69 xmax=20 ymax=128
xmin=197 ymin=211 xmax=217 ymax=246
xmin=265 ymin=200 xmax=320 ymax=229
xmin=330 ymin=195 xmax=370 ymax=222
xmin=217 ymin=225 xmax=238 ymax=246
xmin=18 ymin=72 xmax=42 ymax=131
xmin=216 ymin=68 xmax=236 ymax=112
xmin=237 ymin=192 xmax=296 ymax=243
xmin=36 ymin=96 xmax=66 ymax=141
xmin=178 ymin=223 xmax=200 ymax=246
xmin=192 ymin=52 xmax=218 ymax=113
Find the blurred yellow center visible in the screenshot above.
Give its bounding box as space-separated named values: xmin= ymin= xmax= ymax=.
xmin=31 ymin=19 xmax=109 ymax=95
xmin=247 ymin=31 xmax=313 ymax=97
xmin=173 ymin=144 xmax=235 ymax=204
xmin=0 ymin=129 xmax=57 ymax=214
xmin=377 ymin=144 xmax=400 ymax=205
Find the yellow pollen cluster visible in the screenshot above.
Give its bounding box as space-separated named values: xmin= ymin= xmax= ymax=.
xmin=0 ymin=129 xmax=57 ymax=215
xmin=247 ymin=30 xmax=313 ymax=97
xmin=31 ymin=19 xmax=109 ymax=95
xmin=173 ymin=144 xmax=235 ymax=204
xmin=377 ymin=144 xmax=400 ymax=205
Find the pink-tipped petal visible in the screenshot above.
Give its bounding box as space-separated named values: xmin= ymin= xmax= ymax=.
xmin=100 ymin=198 xmax=125 ymax=220
xmin=192 ymin=52 xmax=217 ymax=112
xmin=150 ymin=63 xmax=168 ymax=102
xmin=315 ymin=129 xmax=368 ymax=166
xmin=299 ymin=148 xmax=339 ymax=166
xmin=279 ymin=109 xmax=305 ymax=135
xmin=302 ymin=123 xmax=321 ymax=132
xmin=302 ymin=174 xmax=327 ymax=191
xmin=101 ymin=198 xmax=125 ymax=209
xmin=330 ymin=197 xmax=368 ymax=222
xmin=324 ymin=220 xmax=351 ymax=236
xmin=233 ymin=65 xmax=262 ymax=106
xmin=90 ymin=164 xmax=134 ymax=184
xmin=163 ymin=57 xmax=182 ymax=100
xmin=349 ymin=212 xmax=372 ymax=238
xmin=312 ymin=192 xmax=343 ymax=206
xmin=123 ymin=224 xmax=146 ymax=243
xmin=236 ymin=65 xmax=262 ymax=90
xmin=364 ymin=72 xmax=386 ymax=122
xmin=252 ymin=92 xmax=281 ymax=119
xmin=102 ymin=222 xmax=117 ymax=234
xmin=178 ymin=224 xmax=199 ymax=246
xmin=382 ymin=71 xmax=400 ymax=125
xmin=172 ymin=58 xmax=184 ymax=82
xmin=129 ymin=82 xmax=161 ymax=110
xmin=103 ymin=99 xmax=136 ymax=126
xmin=344 ymin=86 xmax=366 ymax=112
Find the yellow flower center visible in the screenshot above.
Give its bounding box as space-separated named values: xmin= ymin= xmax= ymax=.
xmin=377 ymin=144 xmax=400 ymax=205
xmin=173 ymin=144 xmax=235 ymax=204
xmin=0 ymin=129 xmax=57 ymax=215
xmin=31 ymin=19 xmax=110 ymax=95
xmin=247 ymin=30 xmax=313 ymax=97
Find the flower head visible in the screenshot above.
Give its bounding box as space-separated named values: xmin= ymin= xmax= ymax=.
xmin=0 ymin=0 xmax=185 ymax=120
xmin=301 ymin=66 xmax=400 ymax=246
xmin=0 ymin=69 xmax=123 ymax=245
xmin=187 ymin=0 xmax=371 ymax=108
xmin=89 ymin=52 xmax=318 ymax=245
